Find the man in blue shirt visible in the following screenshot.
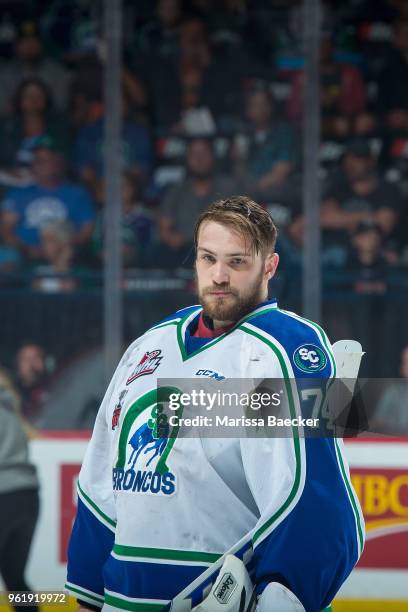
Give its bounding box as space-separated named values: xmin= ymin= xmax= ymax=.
xmin=1 ymin=135 xmax=95 ymax=261
xmin=74 ymin=94 xmax=153 ymax=202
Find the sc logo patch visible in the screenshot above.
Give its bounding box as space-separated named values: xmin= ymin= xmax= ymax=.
xmin=293 ymin=344 xmax=327 ymax=373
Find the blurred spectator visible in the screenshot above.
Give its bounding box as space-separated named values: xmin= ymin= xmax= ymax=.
xmin=13 ymin=343 xmax=52 ymax=425
xmin=137 ymin=0 xmax=183 ymax=60
xmin=0 ymin=12 xmax=17 ymax=59
xmin=188 ymin=0 xmax=247 ymax=43
xmin=30 ymin=221 xmax=84 ymax=292
xmin=395 ymin=0 xmax=408 ymax=20
xmin=278 ymin=204 xmax=353 ymax=275
xmin=93 ymin=172 xmax=155 ymax=267
xmin=147 ymin=17 xmax=210 ymax=131
xmin=174 ymin=17 xmax=211 ymax=102
xmin=1 ymin=135 xmax=95 ymax=262
xmin=321 ymin=138 xmax=401 ymax=246
xmin=74 ymin=91 xmax=153 ymax=202
xmin=67 ymin=56 xmax=104 ymax=134
xmin=36 ymin=347 xmax=106 ymax=431
xmin=377 ymin=19 xmax=408 ymax=131
xmin=45 ymin=0 xmax=100 ymax=61
xmin=148 ymin=17 xmax=243 ymax=131
xmin=0 ymin=368 xmax=39 ymax=612
xmin=122 ymin=66 xmax=148 ymax=117
xmin=0 ymin=244 xmax=21 ymax=274
xmin=373 ymin=345 xmax=408 ymax=433
xmin=232 ymin=87 xmax=296 ymax=199
xmin=350 ymin=0 xmax=400 ymax=22
xmin=157 ymin=137 xmax=238 ymax=266
xmin=0 ymin=78 xmax=68 ymax=180
xmin=346 ymin=220 xmax=396 ymax=294
xmin=0 ymin=20 xmax=70 ymax=115
xmin=70 ymin=55 xmax=147 ymax=134
xmin=288 ymin=32 xmax=371 ymax=139
xmin=190 ymin=17 xmax=245 ymax=124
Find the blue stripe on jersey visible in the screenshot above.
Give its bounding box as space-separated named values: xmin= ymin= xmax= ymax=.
xmin=103 ymin=555 xmax=208 ymax=601
xmin=184 ymin=311 xmax=210 ymax=355
xmin=247 ymin=309 xmax=361 ymax=611
xmin=67 ymin=496 xmax=114 ymax=599
xmin=245 ymin=306 xmax=335 ymax=433
xmin=151 ymin=305 xmax=200 ymax=329
xmin=248 ymin=307 xmax=334 ymax=380
xmin=253 ymin=438 xmax=359 ymax=611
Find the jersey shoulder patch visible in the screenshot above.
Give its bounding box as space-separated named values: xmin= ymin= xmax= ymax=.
xmin=245 ymin=307 xmax=334 ymax=377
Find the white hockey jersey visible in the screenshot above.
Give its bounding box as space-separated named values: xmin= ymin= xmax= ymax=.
xmin=66 ymin=300 xmax=365 ymax=612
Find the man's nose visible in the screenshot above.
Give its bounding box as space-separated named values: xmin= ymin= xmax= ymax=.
xmin=212 ymin=261 xmax=230 ymax=284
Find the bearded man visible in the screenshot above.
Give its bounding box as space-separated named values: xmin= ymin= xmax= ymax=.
xmin=66 ymin=196 xmax=364 ymax=612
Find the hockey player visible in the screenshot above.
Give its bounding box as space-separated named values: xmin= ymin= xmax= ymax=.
xmin=66 ymin=196 xmax=365 ymax=612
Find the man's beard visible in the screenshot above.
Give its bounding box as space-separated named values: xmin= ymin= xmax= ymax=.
xmin=198 ymin=269 xmax=265 ymax=324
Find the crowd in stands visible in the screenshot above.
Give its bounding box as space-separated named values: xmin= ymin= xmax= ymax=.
xmin=0 ymin=0 xmax=407 ymax=295
xmin=1 ymin=0 xmax=408 ymax=426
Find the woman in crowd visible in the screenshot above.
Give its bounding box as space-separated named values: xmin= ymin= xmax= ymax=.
xmin=0 ymin=77 xmax=68 ymax=182
xmin=0 ymin=368 xmax=39 ymax=612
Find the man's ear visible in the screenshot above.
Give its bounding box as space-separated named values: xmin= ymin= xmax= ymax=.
xmin=265 ymin=252 xmax=279 ymax=280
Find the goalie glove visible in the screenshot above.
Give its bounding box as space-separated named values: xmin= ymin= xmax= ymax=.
xmin=189 ymin=557 xmax=306 ymax=612
xmin=192 ymin=554 xmax=256 ymax=612
xmin=255 ymin=583 xmax=306 ymax=612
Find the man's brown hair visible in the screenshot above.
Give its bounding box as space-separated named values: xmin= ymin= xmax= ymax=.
xmin=194 ymin=195 xmax=278 ymax=256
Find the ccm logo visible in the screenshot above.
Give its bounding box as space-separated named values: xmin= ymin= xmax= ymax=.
xmin=195 ymin=369 xmax=225 ymax=381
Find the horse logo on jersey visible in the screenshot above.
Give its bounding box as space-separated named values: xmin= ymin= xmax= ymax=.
xmin=293 ymin=344 xmax=327 ymax=373
xmin=112 ymin=387 xmax=181 ymax=496
xmin=126 ymin=349 xmax=163 ymax=385
xmin=128 ymin=404 xmax=169 ymax=470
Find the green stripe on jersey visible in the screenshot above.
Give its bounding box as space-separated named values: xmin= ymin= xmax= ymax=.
xmin=148 ymin=320 xmax=179 ymax=332
xmin=77 ymin=481 xmax=116 ymax=528
xmin=65 ymin=582 xmax=104 ymax=604
xmin=240 ymin=325 xmax=302 ymax=545
xmin=334 ymin=438 xmax=365 ymax=553
xmin=176 ymin=305 xmax=278 ymax=361
xmin=104 ymin=593 xmax=167 ymax=611
xmin=113 ymin=544 xmax=221 ymax=563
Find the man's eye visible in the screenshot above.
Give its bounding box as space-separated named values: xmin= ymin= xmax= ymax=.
xmin=202 ymin=254 xmax=215 ymax=262
xmin=231 ymin=258 xmax=244 ymax=265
